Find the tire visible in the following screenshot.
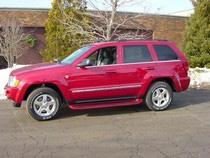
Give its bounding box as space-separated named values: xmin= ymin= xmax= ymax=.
xmin=144 ymin=81 xmax=173 ymax=111
xmin=13 ymin=102 xmax=21 ymax=107
xmin=26 ymin=87 xmax=61 ymax=121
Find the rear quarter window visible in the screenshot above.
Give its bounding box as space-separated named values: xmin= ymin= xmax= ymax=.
xmin=123 ymin=45 xmax=152 ymax=63
xmin=153 ymin=45 xmax=179 ymax=61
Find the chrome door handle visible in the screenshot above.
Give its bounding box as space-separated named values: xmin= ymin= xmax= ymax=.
xmin=106 ymin=70 xmax=117 ymax=74
xmin=144 ymin=66 xmax=155 ymax=70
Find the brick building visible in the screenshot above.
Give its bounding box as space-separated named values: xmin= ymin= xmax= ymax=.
xmin=0 ymin=7 xmax=188 ymax=67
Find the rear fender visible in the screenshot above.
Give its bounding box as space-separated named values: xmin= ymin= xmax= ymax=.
xmin=138 ymin=71 xmax=182 ymax=97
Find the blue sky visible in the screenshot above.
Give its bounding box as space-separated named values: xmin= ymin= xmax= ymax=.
xmin=0 ymin=0 xmax=193 ymax=14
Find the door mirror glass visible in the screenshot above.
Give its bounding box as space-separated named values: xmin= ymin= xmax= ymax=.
xmin=77 ymin=59 xmax=92 ymax=68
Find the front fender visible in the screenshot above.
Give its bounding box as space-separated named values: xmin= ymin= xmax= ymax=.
xmin=14 ymin=76 xmax=71 ymax=103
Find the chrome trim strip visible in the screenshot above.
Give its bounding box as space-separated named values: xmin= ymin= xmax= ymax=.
xmin=83 ymin=60 xmax=181 ymax=68
xmin=72 ymin=85 xmax=141 ymax=93
xmin=156 ymin=60 xmax=181 ymax=63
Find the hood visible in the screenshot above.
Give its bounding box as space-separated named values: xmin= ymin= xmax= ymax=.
xmin=11 ymin=62 xmax=67 ymax=76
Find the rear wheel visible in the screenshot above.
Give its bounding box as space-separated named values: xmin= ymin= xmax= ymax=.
xmin=26 ymin=87 xmax=61 ymax=121
xmin=144 ymin=81 xmax=173 ymax=111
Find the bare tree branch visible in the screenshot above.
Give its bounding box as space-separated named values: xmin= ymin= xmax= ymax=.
xmin=56 ymin=0 xmax=158 ymax=44
xmin=0 ymin=15 xmax=26 ymax=67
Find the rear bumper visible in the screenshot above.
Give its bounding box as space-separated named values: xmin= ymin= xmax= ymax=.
xmin=180 ymin=76 xmax=190 ymax=91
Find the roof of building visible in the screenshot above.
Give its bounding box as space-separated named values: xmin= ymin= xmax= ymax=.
xmin=0 ymin=7 xmax=188 ymax=27
xmin=0 ymin=7 xmax=49 ymax=27
xmin=169 ymin=9 xmax=194 ymax=17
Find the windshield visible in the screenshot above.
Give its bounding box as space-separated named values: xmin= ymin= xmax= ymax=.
xmin=60 ymin=46 xmax=92 ymax=65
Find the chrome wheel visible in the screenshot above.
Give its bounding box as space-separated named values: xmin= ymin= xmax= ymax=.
xmin=33 ymin=94 xmax=57 ymax=117
xmin=152 ymin=87 xmax=170 ymax=108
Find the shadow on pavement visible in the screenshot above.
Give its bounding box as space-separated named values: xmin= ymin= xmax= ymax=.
xmin=58 ymin=88 xmax=210 ymax=119
xmin=59 ymin=104 xmax=148 ymax=119
xmin=170 ymin=88 xmax=210 ymax=110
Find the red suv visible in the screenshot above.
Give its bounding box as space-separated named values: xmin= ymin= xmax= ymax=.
xmin=5 ymin=40 xmax=190 ymax=121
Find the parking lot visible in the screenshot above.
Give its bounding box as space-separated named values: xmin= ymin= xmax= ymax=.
xmin=0 ymin=88 xmax=210 ymax=158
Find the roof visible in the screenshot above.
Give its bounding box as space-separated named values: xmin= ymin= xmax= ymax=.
xmin=88 ymin=39 xmax=172 ymax=46
xmin=169 ymin=9 xmax=194 ymax=17
xmin=88 ymin=9 xmax=188 ymax=19
xmin=0 ymin=7 xmax=49 ymax=27
xmin=0 ymin=7 xmax=188 ymax=27
xmin=0 ymin=7 xmax=49 ymax=12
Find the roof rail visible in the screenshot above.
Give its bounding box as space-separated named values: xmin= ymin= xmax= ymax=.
xmin=116 ymin=39 xmax=168 ymax=42
xmin=153 ymin=39 xmax=168 ymax=41
xmin=99 ymin=39 xmax=169 ymax=43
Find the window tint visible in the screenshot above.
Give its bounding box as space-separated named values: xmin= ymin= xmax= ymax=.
xmin=84 ymin=47 xmax=117 ymax=66
xmin=123 ymin=45 xmax=152 ymax=63
xmin=153 ymin=45 xmax=179 ymax=61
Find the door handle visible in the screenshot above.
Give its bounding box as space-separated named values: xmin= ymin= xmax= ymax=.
xmin=144 ymin=66 xmax=155 ymax=70
xmin=106 ymin=70 xmax=117 ymax=74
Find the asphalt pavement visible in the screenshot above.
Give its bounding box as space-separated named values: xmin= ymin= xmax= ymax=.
xmin=0 ymin=88 xmax=210 ymax=158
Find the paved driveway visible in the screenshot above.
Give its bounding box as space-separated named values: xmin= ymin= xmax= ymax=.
xmin=0 ymin=88 xmax=210 ymax=158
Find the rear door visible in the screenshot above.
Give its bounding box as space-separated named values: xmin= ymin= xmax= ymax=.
xmin=119 ymin=43 xmax=156 ymax=97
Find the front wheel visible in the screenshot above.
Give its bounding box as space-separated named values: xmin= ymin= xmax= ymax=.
xmin=26 ymin=87 xmax=61 ymax=121
xmin=144 ymin=81 xmax=173 ymax=111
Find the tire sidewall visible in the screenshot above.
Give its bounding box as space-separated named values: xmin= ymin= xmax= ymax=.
xmin=27 ymin=88 xmax=61 ymax=121
xmin=146 ymin=82 xmax=173 ymax=111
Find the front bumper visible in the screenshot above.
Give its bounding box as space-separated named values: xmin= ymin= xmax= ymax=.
xmin=4 ymin=85 xmax=23 ymax=104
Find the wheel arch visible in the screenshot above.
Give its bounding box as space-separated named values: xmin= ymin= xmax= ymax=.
xmin=23 ymin=83 xmax=67 ymax=103
xmin=149 ymin=77 xmax=176 ymax=92
xmin=140 ymin=77 xmax=177 ymax=98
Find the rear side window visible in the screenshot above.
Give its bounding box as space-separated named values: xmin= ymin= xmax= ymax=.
xmin=153 ymin=45 xmax=179 ymax=61
xmin=123 ymin=45 xmax=152 ymax=63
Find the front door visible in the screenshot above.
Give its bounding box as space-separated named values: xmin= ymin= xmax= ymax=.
xmin=69 ymin=46 xmax=122 ymax=103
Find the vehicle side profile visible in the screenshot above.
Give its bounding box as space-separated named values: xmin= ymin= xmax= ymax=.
xmin=5 ymin=40 xmax=190 ymax=121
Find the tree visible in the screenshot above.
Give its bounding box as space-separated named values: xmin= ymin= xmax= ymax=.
xmin=181 ymin=0 xmax=210 ymax=68
xmin=58 ymin=0 xmax=154 ymax=42
xmin=40 ymin=0 xmax=89 ymax=62
xmin=0 ymin=16 xmax=25 ymax=68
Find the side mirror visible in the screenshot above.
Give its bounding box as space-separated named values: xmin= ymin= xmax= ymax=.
xmin=53 ymin=59 xmax=60 ymax=63
xmin=77 ymin=59 xmax=92 ymax=68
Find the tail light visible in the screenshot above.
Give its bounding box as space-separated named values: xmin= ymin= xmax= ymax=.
xmin=182 ymin=62 xmax=189 ymax=75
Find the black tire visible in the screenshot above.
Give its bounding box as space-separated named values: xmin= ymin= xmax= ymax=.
xmin=144 ymin=81 xmax=173 ymax=111
xmin=13 ymin=102 xmax=21 ymax=107
xmin=26 ymin=87 xmax=61 ymax=121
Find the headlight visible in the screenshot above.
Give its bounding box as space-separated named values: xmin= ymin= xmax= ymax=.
xmin=8 ymin=76 xmax=19 ymax=87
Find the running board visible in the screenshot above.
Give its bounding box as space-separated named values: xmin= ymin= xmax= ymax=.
xmin=73 ymin=96 xmax=138 ymax=104
xmin=68 ymin=97 xmax=143 ymax=110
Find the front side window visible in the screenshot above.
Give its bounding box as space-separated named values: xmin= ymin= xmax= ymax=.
xmin=61 ymin=46 xmax=92 ymax=65
xmin=82 ymin=46 xmax=117 ymax=66
xmin=153 ymin=45 xmax=179 ymax=61
xmin=123 ymin=45 xmax=152 ymax=63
